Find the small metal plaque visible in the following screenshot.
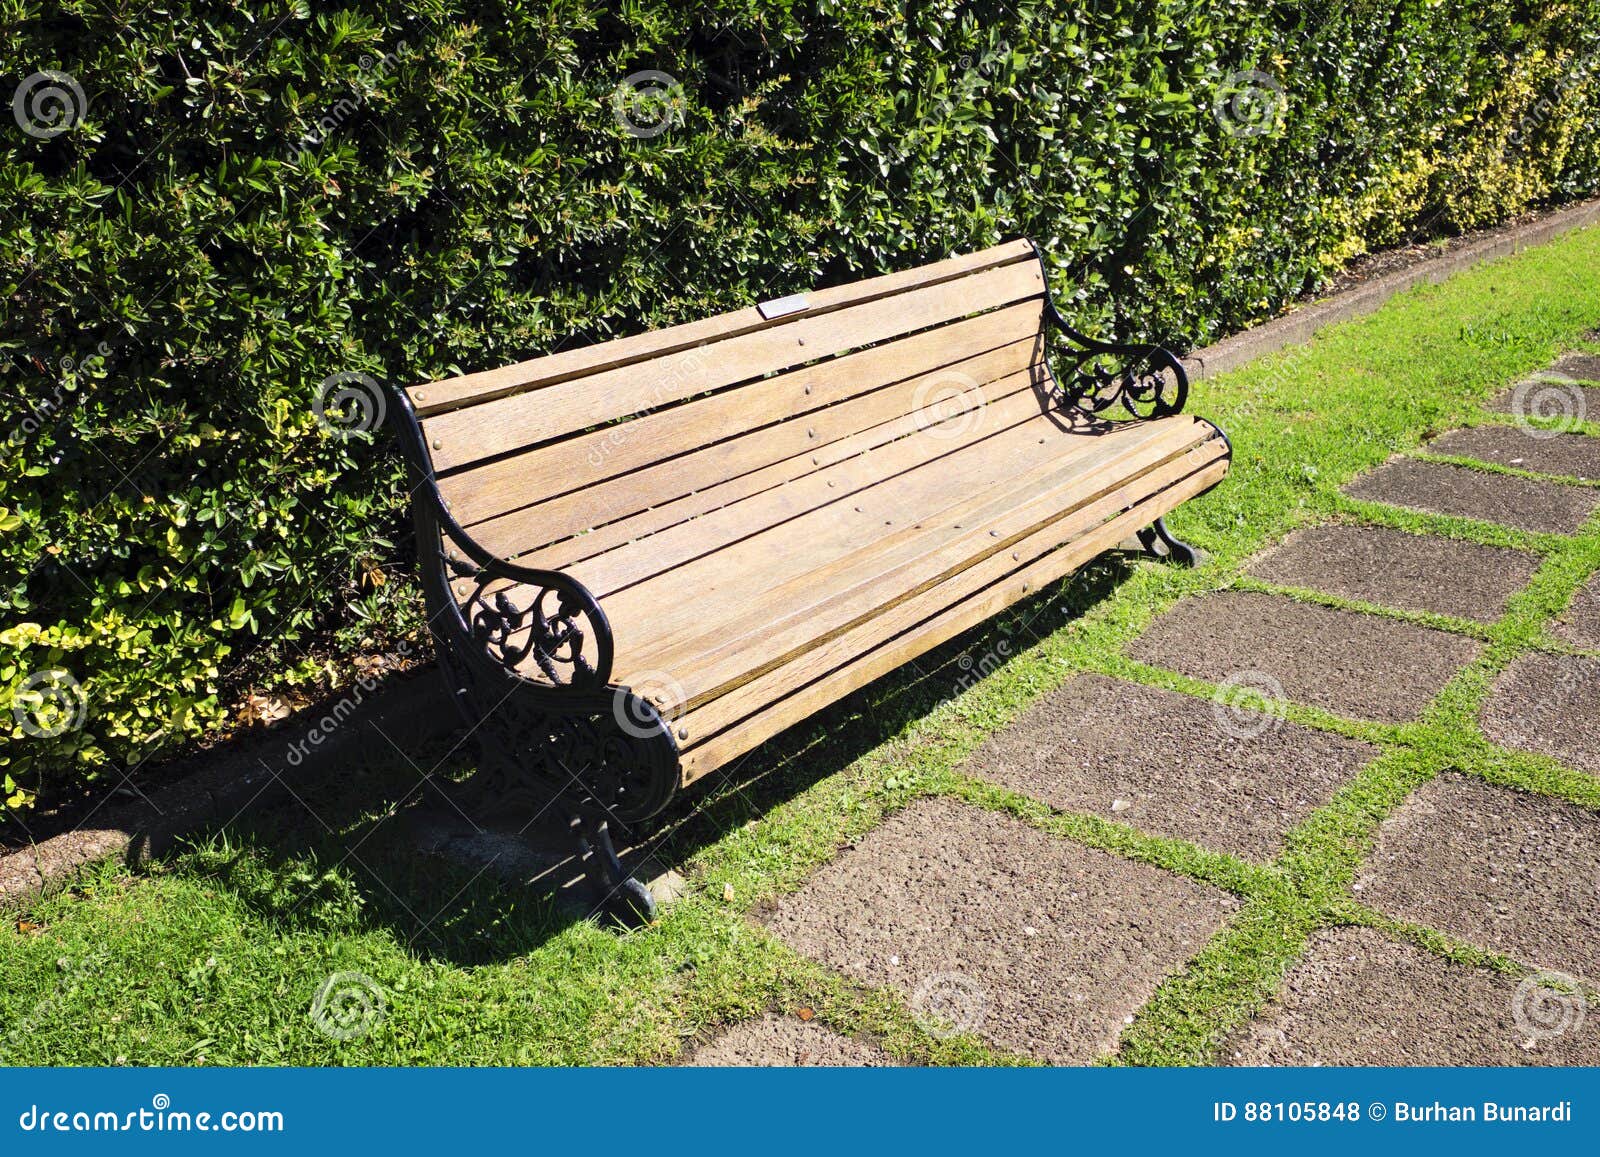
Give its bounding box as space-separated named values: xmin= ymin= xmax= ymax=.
xmin=757 ymin=293 xmax=811 ymax=320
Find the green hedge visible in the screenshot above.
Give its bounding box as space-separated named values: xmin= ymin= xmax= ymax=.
xmin=3 ymin=0 xmax=1599 ymax=816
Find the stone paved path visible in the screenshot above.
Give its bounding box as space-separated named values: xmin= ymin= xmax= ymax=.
xmin=1342 ymin=457 xmax=1599 ymax=532
xmin=1427 ymin=425 xmax=1600 ymax=481
xmin=1126 ymin=589 xmax=1479 ymax=723
xmin=762 ymin=797 xmax=1235 ymax=1064
xmin=1487 ymin=379 xmax=1600 ymax=425
xmin=689 ymin=1015 xmax=897 ymax=1066
xmin=1357 ymin=774 xmax=1600 ymax=979
xmin=1225 ymin=927 xmax=1600 ymax=1065
xmin=1479 ymin=653 xmax=1600 ymax=774
xmin=963 ymin=674 xmax=1376 ymax=862
xmin=1546 ymin=351 xmax=1600 ymax=381
xmin=1554 ymin=572 xmax=1600 ymax=648
xmin=696 ymin=349 xmax=1600 ymax=1065
xmin=1244 ymin=523 xmax=1538 ymax=623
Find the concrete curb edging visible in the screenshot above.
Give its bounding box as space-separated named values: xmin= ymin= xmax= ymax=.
xmin=5 ymin=196 xmax=1600 ymax=910
xmin=1 ymin=666 xmax=451 ymax=907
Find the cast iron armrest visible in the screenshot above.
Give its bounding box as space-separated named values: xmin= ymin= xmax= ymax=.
xmin=388 ymin=387 xmax=615 ymax=692
xmin=1026 ymin=239 xmax=1189 ymax=421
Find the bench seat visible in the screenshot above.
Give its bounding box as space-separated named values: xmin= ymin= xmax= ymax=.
xmin=392 ymin=238 xmax=1230 ymax=850
xmin=570 ymin=412 xmax=1224 ymax=779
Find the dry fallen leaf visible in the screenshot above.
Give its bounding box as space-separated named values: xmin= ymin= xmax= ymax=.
xmin=721 ymin=882 xmax=735 ymax=903
xmin=16 ymin=920 xmax=42 ymax=934
xmin=354 ymin=654 xmax=387 ymax=678
xmin=796 ymin=1007 xmax=815 ymax=1022
xmin=237 ymin=692 xmax=290 ymax=726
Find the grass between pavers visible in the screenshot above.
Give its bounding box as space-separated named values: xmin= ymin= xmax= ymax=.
xmin=1416 ymin=451 xmax=1600 ymax=485
xmin=6 ymin=227 xmax=1600 ymax=1067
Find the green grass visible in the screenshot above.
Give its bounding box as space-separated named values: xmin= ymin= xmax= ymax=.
xmin=6 ymin=226 xmax=1600 ymax=1066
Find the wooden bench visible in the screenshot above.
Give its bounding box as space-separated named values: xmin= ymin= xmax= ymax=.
xmin=390 ymin=239 xmax=1230 ymax=917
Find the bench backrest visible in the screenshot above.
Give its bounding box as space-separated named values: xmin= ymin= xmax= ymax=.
xmin=404 ymin=239 xmax=1051 ymax=565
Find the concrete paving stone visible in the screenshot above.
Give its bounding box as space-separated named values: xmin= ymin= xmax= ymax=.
xmin=763 ymin=797 xmax=1237 ymax=1064
xmin=1479 ymin=652 xmax=1600 ymax=775
xmin=1427 ymin=425 xmax=1600 ymax=482
xmin=1226 ymin=926 xmax=1600 ymax=1065
xmin=962 ymin=674 xmax=1377 ymax=862
xmin=685 ymin=1015 xmax=897 ymax=1066
xmin=1343 ymin=458 xmax=1600 ymax=534
xmin=1124 ymin=590 xmax=1480 ymax=724
xmin=1357 ymin=774 xmax=1600 ymax=980
xmin=1486 ymin=380 xmax=1600 ymax=426
xmin=1245 ymin=523 xmax=1538 ymax=624
xmin=1549 ymin=352 xmax=1600 ymax=382
xmin=1553 ymin=572 xmax=1600 ymax=650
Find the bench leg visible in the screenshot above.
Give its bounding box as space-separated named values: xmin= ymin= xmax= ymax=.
xmin=571 ymin=811 xmax=657 ymax=925
xmin=427 ymin=670 xmax=679 ymax=925
xmin=1136 ymin=517 xmax=1201 ymax=567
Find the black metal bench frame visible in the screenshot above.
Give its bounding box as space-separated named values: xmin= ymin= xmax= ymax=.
xmin=387 ymin=241 xmax=1222 ymax=921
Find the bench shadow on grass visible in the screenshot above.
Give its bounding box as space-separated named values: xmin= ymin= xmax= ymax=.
xmin=170 ymin=551 xmax=1143 ymax=966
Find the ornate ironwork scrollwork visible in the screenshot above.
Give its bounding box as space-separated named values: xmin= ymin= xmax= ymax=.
xmin=451 ymin=686 xmax=679 ymax=826
xmin=1025 ymin=239 xmax=1189 ymax=422
xmin=1049 ymin=332 xmax=1188 ymax=421
xmin=385 ymin=389 xmax=614 ymax=691
xmin=442 ymin=552 xmax=611 ymax=689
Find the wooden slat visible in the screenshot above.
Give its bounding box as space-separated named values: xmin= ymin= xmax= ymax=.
xmin=647 ymin=429 xmax=1221 ymax=709
xmin=673 ymin=437 xmax=1226 ymax=743
xmin=610 ymin=419 xmax=1217 ymax=709
xmin=423 ymin=259 xmax=1046 ymax=472
xmin=589 ymin=417 xmax=1197 ymax=673
xmin=478 ymin=353 xmax=1046 ymax=568
xmin=469 ymin=304 xmax=1041 ymax=530
xmin=677 ymin=454 xmax=1230 ymax=781
xmin=407 ymin=240 xmax=1037 ymax=417
xmin=469 ymin=393 xmax=1098 ymax=672
xmin=450 ymin=303 xmax=1046 ymax=539
xmin=457 ymin=368 xmax=1051 ymax=615
xmin=560 ymin=370 xmax=1057 ymax=597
